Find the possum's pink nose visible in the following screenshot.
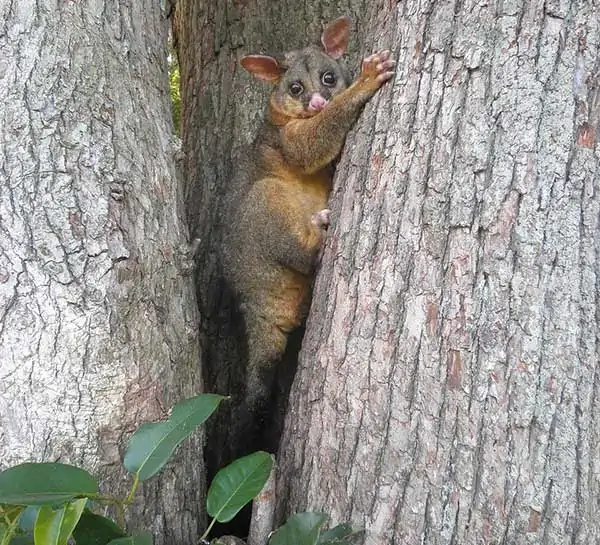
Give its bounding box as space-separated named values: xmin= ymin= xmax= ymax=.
xmin=308 ymin=93 xmax=328 ymax=113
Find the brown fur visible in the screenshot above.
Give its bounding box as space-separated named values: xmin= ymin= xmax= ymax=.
xmin=221 ymin=16 xmax=395 ymax=447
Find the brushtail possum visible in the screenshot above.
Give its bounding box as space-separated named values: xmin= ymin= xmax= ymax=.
xmin=221 ymin=16 xmax=395 ymax=440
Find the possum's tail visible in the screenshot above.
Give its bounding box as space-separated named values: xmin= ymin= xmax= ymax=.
xmin=233 ymin=310 xmax=290 ymax=456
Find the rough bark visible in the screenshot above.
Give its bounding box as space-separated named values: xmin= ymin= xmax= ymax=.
xmin=0 ymin=1 xmax=204 ymax=543
xmin=277 ymin=1 xmax=600 ymax=544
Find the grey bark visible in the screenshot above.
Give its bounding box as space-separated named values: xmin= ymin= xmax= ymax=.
xmin=277 ymin=1 xmax=600 ymax=544
xmin=0 ymin=1 xmax=204 ymax=543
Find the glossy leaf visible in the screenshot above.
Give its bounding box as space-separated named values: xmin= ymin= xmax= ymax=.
xmin=8 ymin=536 xmax=35 ymax=545
xmin=269 ymin=513 xmax=328 ymax=545
xmin=72 ymin=510 xmax=125 ymax=545
xmin=34 ymin=499 xmax=87 ymax=545
xmin=207 ymin=451 xmax=273 ymax=523
xmin=18 ymin=506 xmax=39 ymax=533
xmin=0 ymin=464 xmax=98 ymax=505
xmin=318 ymin=523 xmax=354 ymax=544
xmin=106 ymin=532 xmax=152 ymax=545
xmin=124 ymin=394 xmax=226 ymax=481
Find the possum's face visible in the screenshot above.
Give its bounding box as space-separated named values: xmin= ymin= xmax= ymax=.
xmin=269 ymin=46 xmax=349 ymax=118
xmin=240 ymin=16 xmax=352 ymax=119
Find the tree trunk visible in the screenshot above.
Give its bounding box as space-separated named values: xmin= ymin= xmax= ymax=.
xmin=277 ymin=1 xmax=600 ymax=544
xmin=0 ymin=2 xmax=203 ymax=543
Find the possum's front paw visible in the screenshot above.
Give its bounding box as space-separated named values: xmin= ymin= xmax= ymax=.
xmin=311 ymin=208 xmax=331 ymax=229
xmin=359 ymin=50 xmax=395 ymax=91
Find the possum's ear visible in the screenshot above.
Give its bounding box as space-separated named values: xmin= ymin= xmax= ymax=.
xmin=240 ymin=55 xmax=285 ymax=82
xmin=321 ymin=16 xmax=351 ymax=59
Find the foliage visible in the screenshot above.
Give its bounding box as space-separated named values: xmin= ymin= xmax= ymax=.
xmin=207 ymin=451 xmax=273 ymax=525
xmin=270 ymin=514 xmax=359 ymax=545
xmin=123 ymin=394 xmax=224 ymax=482
xmin=0 ymin=394 xmax=225 ymax=545
xmin=0 ymin=393 xmax=356 ymax=545
xmin=168 ymin=46 xmax=181 ymax=135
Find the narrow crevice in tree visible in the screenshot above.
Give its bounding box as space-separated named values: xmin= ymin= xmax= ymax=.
xmin=172 ymin=1 xmax=406 ymax=541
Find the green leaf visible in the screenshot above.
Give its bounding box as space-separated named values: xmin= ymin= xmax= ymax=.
xmin=318 ymin=524 xmax=353 ymax=544
xmin=107 ymin=532 xmax=152 ymax=545
xmin=269 ymin=513 xmax=328 ymax=545
xmin=206 ymin=451 xmax=273 ymax=523
xmin=33 ymin=499 xmax=87 ymax=545
xmin=72 ymin=511 xmax=124 ymax=545
xmin=0 ymin=465 xmax=99 ymax=505
xmin=124 ymin=394 xmax=226 ymax=481
xmin=8 ymin=536 xmax=35 ymax=545
xmin=18 ymin=506 xmax=39 ymax=533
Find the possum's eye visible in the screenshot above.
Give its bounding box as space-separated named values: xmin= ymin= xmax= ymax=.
xmin=321 ymin=71 xmax=336 ymax=86
xmin=289 ymin=82 xmax=304 ymax=96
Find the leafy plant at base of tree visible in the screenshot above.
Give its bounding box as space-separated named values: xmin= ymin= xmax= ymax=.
xmin=0 ymin=393 xmax=357 ymax=545
xmin=268 ymin=514 xmax=360 ymax=545
xmin=0 ymin=393 xmax=226 ymax=545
